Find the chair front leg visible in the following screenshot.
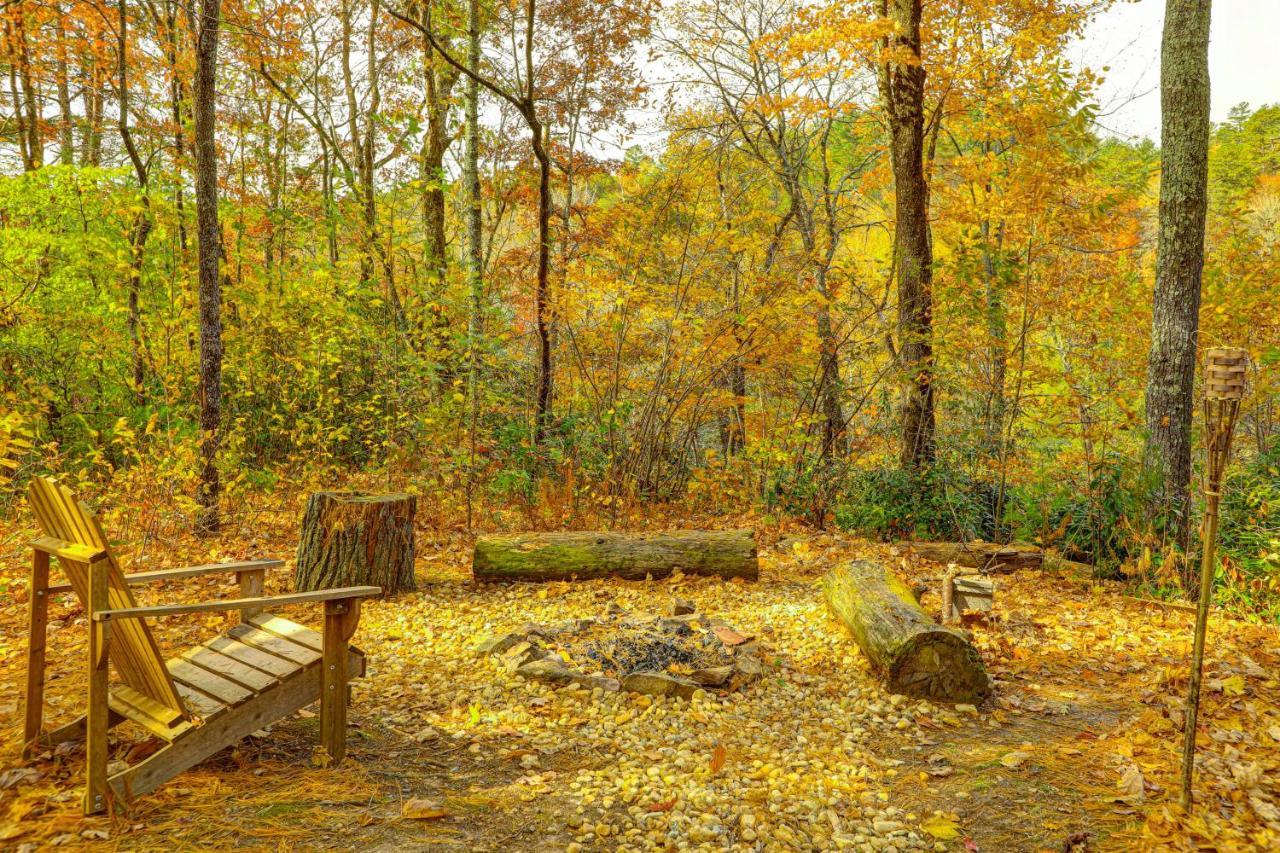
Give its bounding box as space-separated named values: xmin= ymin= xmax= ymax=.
xmin=84 ymin=557 xmax=111 ymax=816
xmin=22 ymin=549 xmax=49 ymax=758
xmin=320 ymin=598 xmax=355 ymax=764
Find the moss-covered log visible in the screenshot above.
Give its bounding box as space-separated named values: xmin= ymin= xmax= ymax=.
xmin=824 ymin=560 xmax=991 ymax=704
xmin=905 ymin=541 xmax=1042 ymax=573
xmin=473 ymin=530 xmax=758 ymax=583
xmin=295 ymin=492 xmax=416 ymax=595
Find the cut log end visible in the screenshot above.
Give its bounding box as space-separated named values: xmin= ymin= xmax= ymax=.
xmin=890 ymin=630 xmax=992 ymax=704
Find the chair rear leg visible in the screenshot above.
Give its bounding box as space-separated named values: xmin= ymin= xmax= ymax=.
xmin=23 ymin=550 xmax=49 ymax=758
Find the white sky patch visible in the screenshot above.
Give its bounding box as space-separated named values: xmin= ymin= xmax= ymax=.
xmin=1083 ymin=0 xmax=1280 ymax=141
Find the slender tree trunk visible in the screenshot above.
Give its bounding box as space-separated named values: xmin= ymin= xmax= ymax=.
xmin=163 ymin=0 xmax=188 ymax=253
xmin=881 ymin=0 xmax=936 ymax=471
xmin=12 ymin=9 xmax=40 ymax=169
xmin=1144 ymin=0 xmax=1212 ymax=555
xmin=464 ymin=0 xmax=484 ymax=528
xmin=83 ymin=58 xmax=104 ymax=166
xmin=531 ymin=117 xmax=553 ymax=446
xmin=420 ymin=3 xmax=457 ymax=377
xmin=118 ymin=0 xmax=151 ymax=406
xmin=816 ymin=268 xmax=845 ymax=459
xmin=189 ymin=0 xmax=224 ymax=534
xmin=6 ymin=19 xmax=30 ymax=171
xmin=54 ymin=11 xmax=74 ymax=165
xmin=981 ymin=215 xmax=1007 ymax=455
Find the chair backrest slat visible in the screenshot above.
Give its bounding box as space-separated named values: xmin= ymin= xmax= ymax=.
xmin=28 ymin=478 xmax=186 ymax=718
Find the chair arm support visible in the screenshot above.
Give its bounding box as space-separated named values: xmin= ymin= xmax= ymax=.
xmin=92 ymin=586 xmax=382 ymax=621
xmin=47 ymin=558 xmax=285 ymax=594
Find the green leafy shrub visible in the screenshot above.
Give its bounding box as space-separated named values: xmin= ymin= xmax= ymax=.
xmin=1005 ymin=452 xmax=1150 ymax=576
xmin=831 ymin=464 xmax=990 ymax=541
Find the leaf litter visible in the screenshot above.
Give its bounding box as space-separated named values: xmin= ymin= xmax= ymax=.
xmin=0 ymin=506 xmax=1278 ymax=850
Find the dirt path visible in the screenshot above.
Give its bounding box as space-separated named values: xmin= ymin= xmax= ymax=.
xmin=2 ymin=532 xmax=1278 ymax=850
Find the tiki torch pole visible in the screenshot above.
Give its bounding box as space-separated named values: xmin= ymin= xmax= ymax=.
xmin=1180 ymin=346 xmax=1248 ymax=810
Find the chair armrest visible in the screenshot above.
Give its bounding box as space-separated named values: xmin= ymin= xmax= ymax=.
xmin=32 ymin=536 xmax=108 ymax=564
xmin=122 ymin=558 xmax=285 ymax=585
xmin=46 ymin=557 xmax=285 ymax=595
xmin=92 ymin=586 xmax=382 ymax=621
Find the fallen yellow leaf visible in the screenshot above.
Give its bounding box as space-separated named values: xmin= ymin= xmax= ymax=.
xmin=402 ymin=799 xmax=450 ymax=820
xmin=921 ymin=814 xmax=961 ymax=840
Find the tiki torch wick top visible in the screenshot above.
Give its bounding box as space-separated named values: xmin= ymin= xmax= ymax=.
xmin=1205 ymin=347 xmax=1248 ymax=401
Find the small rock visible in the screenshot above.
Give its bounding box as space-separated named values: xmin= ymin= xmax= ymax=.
xmin=475 ymin=632 xmax=526 ymax=656
xmin=669 ymin=597 xmax=696 ymax=616
xmin=691 ymin=665 xmax=734 ymax=687
xmin=734 ymin=655 xmax=764 ymax=680
xmin=621 ymin=671 xmax=701 ymax=700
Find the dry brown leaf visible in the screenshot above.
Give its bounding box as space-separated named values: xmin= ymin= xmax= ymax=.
xmin=1114 ymin=764 xmax=1144 ymax=805
xmin=711 ymin=744 xmax=728 ymax=773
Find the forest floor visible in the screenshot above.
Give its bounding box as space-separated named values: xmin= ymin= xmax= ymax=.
xmin=1 ymin=497 xmax=1279 ymax=851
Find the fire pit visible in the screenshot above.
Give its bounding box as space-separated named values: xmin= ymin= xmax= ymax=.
xmin=476 ymin=600 xmax=764 ymax=699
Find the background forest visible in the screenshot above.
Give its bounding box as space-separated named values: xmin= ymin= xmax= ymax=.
xmin=1 ymin=0 xmax=1278 ymax=614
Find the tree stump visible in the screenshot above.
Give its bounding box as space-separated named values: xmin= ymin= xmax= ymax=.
xmin=473 ymin=530 xmax=758 ymax=582
xmin=295 ymin=492 xmax=416 ymax=595
xmin=824 ymin=559 xmax=991 ymax=704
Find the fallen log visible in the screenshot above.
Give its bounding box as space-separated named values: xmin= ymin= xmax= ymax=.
xmin=473 ymin=530 xmax=758 ymax=583
xmin=905 ymin=540 xmax=1042 ymax=573
xmin=824 ymin=560 xmax=991 ymax=704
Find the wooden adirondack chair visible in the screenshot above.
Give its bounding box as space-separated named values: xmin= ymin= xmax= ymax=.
xmin=20 ymin=477 xmax=382 ymax=815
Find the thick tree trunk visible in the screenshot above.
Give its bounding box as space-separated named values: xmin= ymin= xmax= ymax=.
xmin=474 ymin=530 xmax=759 ymax=582
xmin=189 ymin=0 xmax=223 ymax=535
xmin=881 ymin=0 xmax=936 ymax=471
xmin=904 ymin=541 xmax=1043 ymax=573
xmin=295 ymin=492 xmax=417 ymax=595
xmin=1143 ymin=0 xmax=1212 ymax=555
xmin=824 ymin=560 xmax=990 ymax=703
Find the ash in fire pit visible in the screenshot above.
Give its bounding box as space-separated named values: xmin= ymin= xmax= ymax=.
xmin=476 ymin=599 xmax=764 ymax=699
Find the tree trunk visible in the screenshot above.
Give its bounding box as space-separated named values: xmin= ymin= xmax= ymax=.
xmin=474 ymin=530 xmax=758 ymax=583
xmin=54 ymin=10 xmax=74 ymax=165
xmin=531 ymin=114 xmax=553 ymax=446
xmin=903 ymin=541 xmax=1043 ymax=573
xmin=189 ymin=0 xmax=223 ymax=535
xmin=464 ymin=0 xmax=484 ymax=527
xmin=1144 ymin=0 xmax=1212 ymax=556
xmin=295 ymin=492 xmax=417 ymax=594
xmin=881 ymin=0 xmax=936 ymax=471
xmin=824 ymin=560 xmax=990 ymax=703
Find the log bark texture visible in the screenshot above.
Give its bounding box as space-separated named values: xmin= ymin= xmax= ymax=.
xmin=295 ymin=492 xmax=416 ymax=595
xmin=906 ymin=541 xmax=1042 ymax=573
xmin=824 ymin=560 xmax=991 ymax=704
xmin=473 ymin=530 xmax=758 ymax=583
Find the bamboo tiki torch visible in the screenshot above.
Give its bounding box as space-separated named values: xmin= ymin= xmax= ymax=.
xmin=1180 ymin=346 xmax=1248 ymax=810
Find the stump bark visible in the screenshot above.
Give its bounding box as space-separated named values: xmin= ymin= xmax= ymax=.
xmin=905 ymin=541 xmax=1042 ymax=573
xmin=824 ymin=560 xmax=991 ymax=704
xmin=473 ymin=530 xmax=758 ymax=582
xmin=295 ymin=492 xmax=416 ymax=595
